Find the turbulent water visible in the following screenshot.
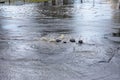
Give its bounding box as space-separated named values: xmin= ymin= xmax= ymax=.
xmin=0 ymin=0 xmax=120 ymax=80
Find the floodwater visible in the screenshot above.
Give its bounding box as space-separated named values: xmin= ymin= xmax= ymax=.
xmin=0 ymin=0 xmax=120 ymax=80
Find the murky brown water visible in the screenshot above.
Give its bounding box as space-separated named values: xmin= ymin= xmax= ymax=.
xmin=0 ymin=0 xmax=120 ymax=80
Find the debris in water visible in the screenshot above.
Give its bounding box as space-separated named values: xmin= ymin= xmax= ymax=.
xmin=78 ymin=40 xmax=83 ymax=44
xmin=112 ymin=33 xmax=117 ymax=36
xmin=117 ymin=47 xmax=120 ymax=50
xmin=58 ymin=34 xmax=65 ymax=39
xmin=49 ymin=39 xmax=56 ymax=42
xmin=56 ymin=39 xmax=61 ymax=42
xmin=70 ymin=39 xmax=76 ymax=42
xmin=112 ymin=32 xmax=120 ymax=37
xmin=40 ymin=37 xmax=48 ymax=41
xmin=63 ymin=41 xmax=67 ymax=43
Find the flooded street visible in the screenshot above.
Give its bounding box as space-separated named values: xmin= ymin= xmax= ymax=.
xmin=0 ymin=0 xmax=120 ymax=80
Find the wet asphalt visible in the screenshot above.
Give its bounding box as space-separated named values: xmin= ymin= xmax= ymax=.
xmin=0 ymin=0 xmax=120 ymax=80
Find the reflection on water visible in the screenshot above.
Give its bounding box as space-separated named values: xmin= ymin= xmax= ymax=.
xmin=0 ymin=0 xmax=74 ymax=5
xmin=0 ymin=0 xmax=120 ymax=41
xmin=112 ymin=10 xmax=120 ymax=23
xmin=110 ymin=0 xmax=119 ymax=9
